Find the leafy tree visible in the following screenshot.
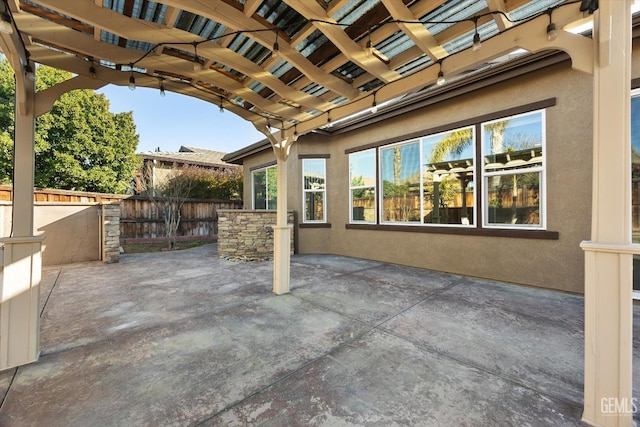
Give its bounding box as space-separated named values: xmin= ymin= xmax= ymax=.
xmin=186 ymin=167 xmax=243 ymax=200
xmin=138 ymin=164 xmax=198 ymax=250
xmin=0 ymin=58 xmax=141 ymax=193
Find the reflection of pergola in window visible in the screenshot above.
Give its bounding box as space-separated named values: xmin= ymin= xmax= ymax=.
xmin=424 ymin=158 xmax=474 ymax=223
xmin=484 ymin=147 xmax=543 ymax=170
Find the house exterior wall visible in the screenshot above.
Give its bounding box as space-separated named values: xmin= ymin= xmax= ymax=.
xmin=238 ymin=50 xmax=640 ymax=294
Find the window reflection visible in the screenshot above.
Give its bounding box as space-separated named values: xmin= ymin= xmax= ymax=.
xmin=252 ymin=165 xmax=277 ymax=209
xmin=423 ymin=127 xmax=475 ymax=225
xmin=303 ymin=159 xmax=326 ymax=222
xmin=349 ymin=149 xmax=376 ymax=222
xmin=483 ymin=110 xmax=544 ymax=227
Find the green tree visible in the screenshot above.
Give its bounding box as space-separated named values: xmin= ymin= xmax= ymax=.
xmin=0 ymin=58 xmax=141 ymax=193
xmin=187 ymin=167 xmax=243 ymax=200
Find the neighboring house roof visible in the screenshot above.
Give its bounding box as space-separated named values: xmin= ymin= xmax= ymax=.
xmin=139 ymin=146 xmax=239 ymax=169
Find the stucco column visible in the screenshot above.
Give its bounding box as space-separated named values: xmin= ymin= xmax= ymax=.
xmin=0 ymin=60 xmax=43 ymax=370
xmin=580 ymin=1 xmax=636 ymax=425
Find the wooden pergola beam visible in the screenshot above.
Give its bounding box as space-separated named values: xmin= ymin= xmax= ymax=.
xmin=380 ymin=0 xmax=447 ymax=61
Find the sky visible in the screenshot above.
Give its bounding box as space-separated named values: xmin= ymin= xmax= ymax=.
xmin=96 ymin=85 xmax=265 ymax=154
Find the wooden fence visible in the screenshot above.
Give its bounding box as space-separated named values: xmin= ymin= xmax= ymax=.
xmin=0 ymin=185 xmax=125 ymax=203
xmin=119 ymin=196 xmax=243 ymax=243
xmin=0 ymin=185 xmax=243 ymax=243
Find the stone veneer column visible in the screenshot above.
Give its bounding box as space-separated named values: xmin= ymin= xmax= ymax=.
xmin=102 ymin=202 xmax=120 ymax=263
xmin=217 ymin=210 xmax=294 ymax=261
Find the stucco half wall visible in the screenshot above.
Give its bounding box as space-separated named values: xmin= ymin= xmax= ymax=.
xmin=0 ymin=202 xmax=101 ymax=266
xmin=238 ymin=47 xmax=640 ymax=295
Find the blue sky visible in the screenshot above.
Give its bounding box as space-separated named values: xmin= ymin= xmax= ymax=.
xmin=97 ymin=85 xmax=265 ymax=154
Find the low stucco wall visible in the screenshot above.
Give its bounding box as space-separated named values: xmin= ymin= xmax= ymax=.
xmin=0 ymin=201 xmax=120 ymax=266
xmin=217 ymin=210 xmax=294 ymax=260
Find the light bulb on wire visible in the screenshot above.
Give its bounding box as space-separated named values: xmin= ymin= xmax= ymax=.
xmin=472 ymin=18 xmax=481 ymax=51
xmin=546 ymin=11 xmax=558 ymax=41
xmin=128 ymin=65 xmax=136 ymax=91
xmin=436 ymin=61 xmax=446 ymax=86
xmin=272 ymin=30 xmax=280 ymax=59
xmin=193 ymin=42 xmax=202 ymax=71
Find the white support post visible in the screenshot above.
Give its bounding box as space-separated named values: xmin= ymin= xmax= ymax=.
xmin=254 ymin=125 xmax=294 ymax=295
xmin=581 ymin=1 xmax=636 ymax=425
xmin=0 ymin=60 xmax=43 ymax=370
xmin=273 ymin=153 xmax=291 ymax=295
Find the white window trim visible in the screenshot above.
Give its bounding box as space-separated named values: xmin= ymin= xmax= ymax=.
xmin=349 ymin=149 xmax=377 ymax=224
xmin=421 ymin=126 xmax=477 ymax=228
xmin=377 ymin=129 xmax=477 ymax=227
xmin=378 ymin=140 xmax=423 ymax=226
xmin=481 ymin=109 xmax=547 ymax=230
xmin=251 ymin=164 xmax=276 ymax=210
xmin=302 ymin=158 xmax=327 ymax=223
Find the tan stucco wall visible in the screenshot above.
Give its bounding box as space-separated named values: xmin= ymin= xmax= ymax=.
xmin=239 ymin=50 xmax=640 ymax=294
xmin=0 ymin=202 xmax=101 ymax=266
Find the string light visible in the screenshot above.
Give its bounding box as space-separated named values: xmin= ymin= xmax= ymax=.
xmin=293 ymin=124 xmax=299 ymax=141
xmin=546 ymin=10 xmax=558 ymax=41
xmin=370 ymin=92 xmax=377 ymax=114
xmin=159 ymin=78 xmax=166 ymax=97
xmin=272 ymin=30 xmax=280 ymax=59
xmin=0 ymin=13 xmax=13 ymax=34
xmin=472 ymin=18 xmax=481 ymax=51
xmin=128 ymin=64 xmax=136 ymax=90
xmin=436 ymin=60 xmax=446 ymax=86
xmin=219 ymin=96 xmax=224 ymax=113
xmin=364 ymin=28 xmax=373 ymax=55
xmin=193 ymin=42 xmax=202 ymax=71
xmin=24 ymin=63 xmax=35 ymax=81
xmin=90 ymin=2 xmax=578 ymax=128
xmin=89 ymin=61 xmax=97 ymax=79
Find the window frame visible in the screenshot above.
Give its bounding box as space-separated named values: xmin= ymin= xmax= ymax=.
xmin=481 ymin=110 xmax=546 ymax=230
xmin=378 ymin=139 xmax=422 ymax=225
xmin=302 ymin=158 xmax=327 ymax=223
xmin=421 ymin=126 xmax=476 ymax=228
xmin=345 ymin=102 xmax=553 ymax=235
xmin=251 ymin=164 xmax=277 ymax=210
xmin=349 ymin=149 xmax=377 ymax=224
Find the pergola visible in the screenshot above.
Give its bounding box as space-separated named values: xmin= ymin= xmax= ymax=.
xmin=0 ymin=0 xmax=634 ymax=425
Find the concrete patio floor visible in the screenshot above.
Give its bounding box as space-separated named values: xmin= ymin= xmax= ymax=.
xmin=0 ymin=243 xmax=638 ymax=426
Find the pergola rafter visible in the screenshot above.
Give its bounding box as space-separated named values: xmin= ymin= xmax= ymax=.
xmin=0 ymin=3 xmax=635 ymax=427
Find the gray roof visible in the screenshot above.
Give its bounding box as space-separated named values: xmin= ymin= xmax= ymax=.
xmin=139 ymin=146 xmax=238 ymax=169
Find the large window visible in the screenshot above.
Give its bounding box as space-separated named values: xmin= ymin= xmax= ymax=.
xmin=302 ymin=159 xmax=326 ymax=222
xmin=376 ymin=126 xmax=475 ymax=226
xmin=482 ymin=110 xmax=545 ymax=228
xmin=348 ymin=107 xmax=547 ymax=231
xmin=381 ymin=141 xmax=421 ymax=223
xmin=423 ymin=127 xmax=475 ymax=225
xmin=252 ymin=164 xmax=277 ymax=209
xmin=349 ymin=149 xmax=376 ymax=223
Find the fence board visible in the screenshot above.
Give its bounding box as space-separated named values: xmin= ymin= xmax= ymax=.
xmin=119 ymin=196 xmax=242 ymax=242
xmin=0 ymin=185 xmax=243 ymax=242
